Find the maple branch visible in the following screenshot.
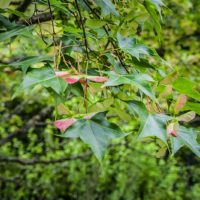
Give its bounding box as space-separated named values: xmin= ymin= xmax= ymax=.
xmin=0 ymin=152 xmax=92 ymax=165
xmin=18 ymin=12 xmax=54 ymax=25
xmin=10 ymin=1 xmax=21 ymax=5
xmin=10 ymin=0 xmax=32 ymax=21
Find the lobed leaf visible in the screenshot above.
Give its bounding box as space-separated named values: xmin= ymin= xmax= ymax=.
xmin=58 ymin=112 xmax=128 ymax=160
xmin=127 ymin=100 xmax=171 ymax=144
xmin=22 ymin=67 xmax=68 ymax=94
xmin=138 ymin=114 xmax=170 ymax=144
xmin=171 ymin=126 xmax=200 ymax=157
xmin=103 ymin=72 xmax=155 ymax=99
xmin=117 ymin=33 xmax=154 ymax=60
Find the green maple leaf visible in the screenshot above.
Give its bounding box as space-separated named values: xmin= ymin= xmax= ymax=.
xmin=117 ymin=33 xmax=154 ymax=60
xmin=22 ymin=67 xmax=67 ymax=95
xmin=171 ymin=126 xmax=200 ymax=157
xmin=127 ymin=100 xmax=170 ymax=144
xmin=103 ymin=72 xmax=155 ymax=100
xmin=60 ymin=112 xmax=128 ymax=161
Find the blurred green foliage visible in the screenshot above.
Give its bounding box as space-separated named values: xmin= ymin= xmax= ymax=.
xmin=0 ymin=0 xmax=200 ymax=199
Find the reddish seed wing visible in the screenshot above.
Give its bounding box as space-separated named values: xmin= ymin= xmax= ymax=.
xmin=55 ymin=72 xmax=107 ymax=84
xmin=174 ymin=95 xmax=187 ymax=114
xmin=171 ymin=130 xmax=177 ymax=137
xmin=178 ymin=111 xmax=195 ymax=122
xmin=87 ymin=76 xmax=108 ymax=82
xmin=167 ymin=123 xmax=178 ymax=137
xmin=64 ymin=76 xmax=80 ymax=84
xmin=55 ymin=71 xmax=69 ymax=77
xmin=167 ymin=123 xmax=174 ymax=135
xmin=54 ymin=118 xmax=76 ymax=132
xmin=55 ymin=71 xmax=80 ymax=84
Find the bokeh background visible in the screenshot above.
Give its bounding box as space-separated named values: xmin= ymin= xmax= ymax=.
xmin=0 ymin=0 xmax=200 ymax=199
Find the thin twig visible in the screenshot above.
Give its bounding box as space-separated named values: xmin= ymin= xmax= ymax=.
xmin=60 ymin=51 xmax=78 ymax=73
xmin=47 ymin=0 xmax=57 ymax=69
xmin=83 ymin=0 xmax=128 ymax=72
xmin=84 ymin=80 xmax=88 ymax=113
xmin=74 ymin=0 xmax=90 ymax=60
xmin=34 ymin=3 xmax=47 ymax=45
